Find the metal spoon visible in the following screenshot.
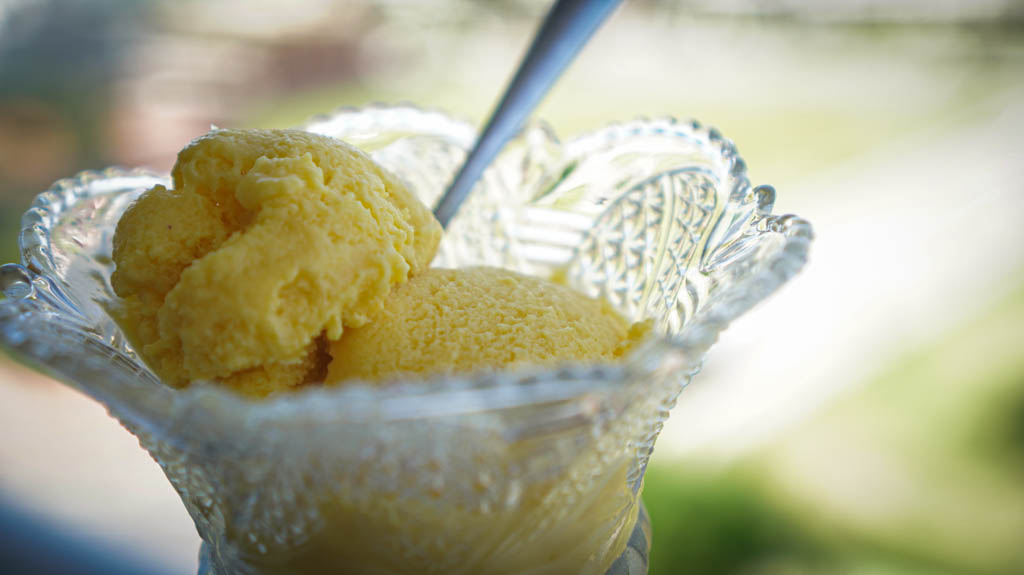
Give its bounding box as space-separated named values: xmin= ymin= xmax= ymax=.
xmin=432 ymin=0 xmax=622 ymax=229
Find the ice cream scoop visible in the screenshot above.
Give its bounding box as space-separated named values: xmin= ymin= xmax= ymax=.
xmin=327 ymin=266 xmax=649 ymax=383
xmin=111 ymin=128 xmax=442 ymax=396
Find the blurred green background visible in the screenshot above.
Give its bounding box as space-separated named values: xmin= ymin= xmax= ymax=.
xmin=1 ymin=0 xmax=1022 ymax=573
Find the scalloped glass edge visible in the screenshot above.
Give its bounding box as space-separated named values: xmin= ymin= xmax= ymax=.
xmin=1 ymin=106 xmax=812 ymax=433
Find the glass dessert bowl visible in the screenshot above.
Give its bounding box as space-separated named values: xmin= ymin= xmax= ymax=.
xmin=0 ymin=105 xmax=812 ymax=574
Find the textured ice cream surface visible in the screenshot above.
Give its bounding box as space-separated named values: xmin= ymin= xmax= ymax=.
xmin=111 ymin=128 xmax=442 ymax=396
xmin=104 ymin=127 xmax=653 ymax=574
xmin=326 ymin=266 xmax=650 ymax=384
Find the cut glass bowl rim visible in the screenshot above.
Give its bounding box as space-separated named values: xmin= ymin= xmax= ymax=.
xmin=3 ymin=103 xmax=813 ymax=435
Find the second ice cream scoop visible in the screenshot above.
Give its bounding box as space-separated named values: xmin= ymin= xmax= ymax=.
xmin=327 ymin=266 xmax=648 ymax=384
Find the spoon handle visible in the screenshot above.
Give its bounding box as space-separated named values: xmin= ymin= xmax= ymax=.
xmin=433 ymin=0 xmax=622 ymax=228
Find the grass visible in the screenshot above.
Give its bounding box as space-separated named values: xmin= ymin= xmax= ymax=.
xmin=641 ymin=465 xmax=830 ymax=574
xmin=641 ymin=275 xmax=1024 ymax=574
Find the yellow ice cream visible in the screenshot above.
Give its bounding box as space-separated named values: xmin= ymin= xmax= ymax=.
xmin=326 ymin=266 xmax=649 ymax=383
xmin=110 ymin=128 xmax=651 ymax=574
xmin=111 ymin=128 xmax=442 ymax=396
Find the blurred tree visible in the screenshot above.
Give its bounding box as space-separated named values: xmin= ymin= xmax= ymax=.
xmin=0 ymin=0 xmax=145 ymax=264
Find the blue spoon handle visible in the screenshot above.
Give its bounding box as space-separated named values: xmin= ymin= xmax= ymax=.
xmin=433 ymin=0 xmax=622 ymax=228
